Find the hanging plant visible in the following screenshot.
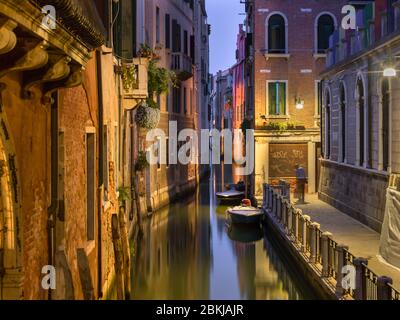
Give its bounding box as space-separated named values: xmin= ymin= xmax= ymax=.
xmin=135 ymin=151 xmax=149 ymax=172
xmin=121 ymin=64 xmax=138 ymax=92
xmin=147 ymin=60 xmax=177 ymax=98
xmin=135 ymin=102 xmax=160 ymax=129
xmin=137 ymin=43 xmax=154 ymax=59
xmin=117 ymin=186 xmax=131 ymax=203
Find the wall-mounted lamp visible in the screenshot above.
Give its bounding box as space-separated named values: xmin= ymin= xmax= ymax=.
xmin=295 ymin=97 xmax=305 ymax=110
xmin=383 ymin=67 xmax=397 ymax=77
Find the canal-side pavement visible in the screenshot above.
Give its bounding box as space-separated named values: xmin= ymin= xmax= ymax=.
xmin=296 ymin=194 xmax=400 ymax=290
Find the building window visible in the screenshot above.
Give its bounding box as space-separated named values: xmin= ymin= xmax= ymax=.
xmin=268 ymin=81 xmax=287 ymax=116
xmin=382 ymin=79 xmax=390 ymax=171
xmin=315 ymin=80 xmax=322 ymax=117
xmin=357 ymin=77 xmax=365 ymax=167
xmin=184 ymin=30 xmax=188 ymax=55
xmin=317 ymin=14 xmax=335 ymax=54
xmin=325 ymin=90 xmax=331 ymax=159
xmin=268 ymin=14 xmax=286 ymax=54
xmin=183 ymin=87 xmax=187 ymax=114
xmin=339 ymin=83 xmax=346 ymax=163
xmin=172 ymin=19 xmax=182 ymax=52
xmin=103 ymin=125 xmax=109 ymax=201
xmin=173 ymin=86 xmax=181 ymax=114
xmin=156 ymin=137 xmax=161 ymax=170
xmin=156 ymin=7 xmax=160 ymax=43
xmin=166 ymin=137 xmax=170 ymax=168
xmin=165 ymin=14 xmax=171 ymax=49
xmin=86 ymin=132 xmax=96 ymax=241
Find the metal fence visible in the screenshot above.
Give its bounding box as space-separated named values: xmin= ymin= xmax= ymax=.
xmin=262 ymin=183 xmax=400 ymax=301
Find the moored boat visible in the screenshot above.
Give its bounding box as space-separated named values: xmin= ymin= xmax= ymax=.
xmin=216 ymin=189 xmax=245 ymax=202
xmin=227 ymin=199 xmax=263 ymax=225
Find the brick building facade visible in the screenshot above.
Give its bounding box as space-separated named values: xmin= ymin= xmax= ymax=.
xmin=245 ymin=0 xmax=347 ymax=197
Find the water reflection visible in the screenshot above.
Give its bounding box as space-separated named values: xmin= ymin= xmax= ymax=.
xmin=131 ymin=165 xmax=316 ymax=300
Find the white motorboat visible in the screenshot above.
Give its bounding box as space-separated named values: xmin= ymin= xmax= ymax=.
xmin=216 ymin=189 xmax=245 ymax=202
xmin=227 ymin=201 xmax=264 ymax=225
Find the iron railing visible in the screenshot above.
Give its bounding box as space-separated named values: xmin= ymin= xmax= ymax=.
xmin=262 ymin=183 xmax=400 ymax=300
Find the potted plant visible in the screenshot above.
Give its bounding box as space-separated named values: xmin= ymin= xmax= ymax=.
xmin=135 ymin=101 xmax=161 ymax=129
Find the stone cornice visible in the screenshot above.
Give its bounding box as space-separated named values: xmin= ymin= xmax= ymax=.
xmin=0 ymin=0 xmax=94 ymax=65
xmin=35 ymin=0 xmax=106 ymax=49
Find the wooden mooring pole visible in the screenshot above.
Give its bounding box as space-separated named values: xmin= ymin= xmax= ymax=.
xmin=111 ymin=214 xmax=124 ymax=300
xmin=119 ymin=207 xmax=131 ymax=300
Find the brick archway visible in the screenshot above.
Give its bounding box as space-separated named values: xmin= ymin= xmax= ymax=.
xmin=0 ymin=96 xmax=23 ymax=300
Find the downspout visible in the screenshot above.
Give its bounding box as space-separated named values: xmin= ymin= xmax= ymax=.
xmin=47 ymin=92 xmax=59 ymax=300
xmin=96 ymin=49 xmax=104 ymax=299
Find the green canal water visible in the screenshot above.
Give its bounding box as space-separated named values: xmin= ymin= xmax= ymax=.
xmin=130 ymin=164 xmax=317 ymax=300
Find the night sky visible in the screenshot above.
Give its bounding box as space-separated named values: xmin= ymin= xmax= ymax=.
xmin=207 ymin=0 xmax=245 ymax=75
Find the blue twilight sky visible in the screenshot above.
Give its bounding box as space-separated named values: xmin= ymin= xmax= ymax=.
xmin=206 ymin=0 xmax=245 ymax=75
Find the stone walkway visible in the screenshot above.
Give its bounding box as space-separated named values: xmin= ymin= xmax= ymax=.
xmin=295 ymin=194 xmax=400 ymax=291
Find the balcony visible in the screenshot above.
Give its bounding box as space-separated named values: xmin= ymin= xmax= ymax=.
xmin=117 ymin=57 xmax=148 ymax=110
xmin=170 ymin=52 xmax=193 ymax=81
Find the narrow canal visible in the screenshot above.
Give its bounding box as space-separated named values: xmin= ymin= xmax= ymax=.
xmin=131 ymin=164 xmax=317 ymax=300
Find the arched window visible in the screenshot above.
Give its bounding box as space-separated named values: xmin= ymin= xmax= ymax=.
xmin=357 ymin=77 xmax=365 ymax=166
xmin=317 ymin=14 xmax=335 ymax=53
xmin=339 ymin=83 xmax=346 ymax=162
xmin=382 ymin=79 xmax=390 ymax=171
xmin=325 ymin=89 xmax=331 ymax=159
xmin=268 ymin=14 xmax=286 ymax=54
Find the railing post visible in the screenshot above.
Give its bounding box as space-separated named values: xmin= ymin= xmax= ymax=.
xmin=301 ymin=215 xmax=310 ymax=253
xmin=310 ymin=222 xmax=320 ymax=264
xmin=271 ymin=192 xmax=276 ymax=216
xmin=270 ymin=191 xmax=273 ymax=212
xmin=321 ymin=232 xmax=333 ymax=277
xmin=282 ymin=200 xmax=287 ymax=227
xmin=354 ymin=257 xmax=368 ymax=300
xmin=335 ymin=244 xmax=349 ymax=296
xmin=276 ymin=195 xmax=281 ymax=219
xmin=293 ymin=209 xmax=301 ymax=243
xmin=287 ymin=205 xmax=293 ymax=235
xmin=377 ymin=276 xmax=393 ymax=300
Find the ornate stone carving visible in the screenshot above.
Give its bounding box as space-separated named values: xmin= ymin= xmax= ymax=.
xmin=0 ymin=20 xmax=18 ymax=55
xmin=22 ymin=56 xmax=71 ymax=98
xmin=0 ymin=41 xmax=49 ymax=80
xmin=42 ymin=65 xmax=83 ymax=104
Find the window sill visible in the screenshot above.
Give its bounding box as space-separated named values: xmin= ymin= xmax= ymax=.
xmin=313 ymin=53 xmax=327 ymax=59
xmin=265 ymin=115 xmax=290 ymax=120
xmin=264 ymin=53 xmax=291 ymax=60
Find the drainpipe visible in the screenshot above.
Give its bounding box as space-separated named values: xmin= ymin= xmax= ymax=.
xmin=96 ymin=50 xmax=104 ymax=299
xmin=47 ymin=92 xmax=59 ymax=300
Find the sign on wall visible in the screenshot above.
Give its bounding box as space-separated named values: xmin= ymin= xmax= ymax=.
xmin=269 ymin=144 xmax=308 ymax=178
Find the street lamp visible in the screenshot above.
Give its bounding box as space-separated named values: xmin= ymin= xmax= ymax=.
xmin=383 ymin=67 xmax=397 ymax=77
xmin=295 ymin=97 xmax=304 ymax=110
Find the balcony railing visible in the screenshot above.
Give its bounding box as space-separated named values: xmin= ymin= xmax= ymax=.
xmin=116 ymin=57 xmax=148 ymax=110
xmin=171 ymin=52 xmax=193 ymax=81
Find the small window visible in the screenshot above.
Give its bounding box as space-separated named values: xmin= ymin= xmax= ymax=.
xmin=103 ymin=125 xmax=108 ymax=201
xmin=165 ymin=14 xmax=171 ymax=48
xmin=156 ymin=7 xmax=160 ymax=43
xmin=325 ymin=91 xmax=331 ymax=159
xmin=173 ymin=86 xmax=181 ymax=114
xmin=316 ymin=81 xmax=323 ymax=116
xmin=183 ymin=87 xmax=187 ymax=114
xmin=157 ymin=137 xmax=161 ymax=170
xmin=268 ymin=82 xmax=287 ymax=115
xmin=268 ymin=14 xmax=286 ymax=54
xmin=184 ymin=30 xmax=188 ymax=55
xmin=317 ymin=14 xmax=335 ymax=53
xmin=86 ymin=132 xmax=96 ymax=241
